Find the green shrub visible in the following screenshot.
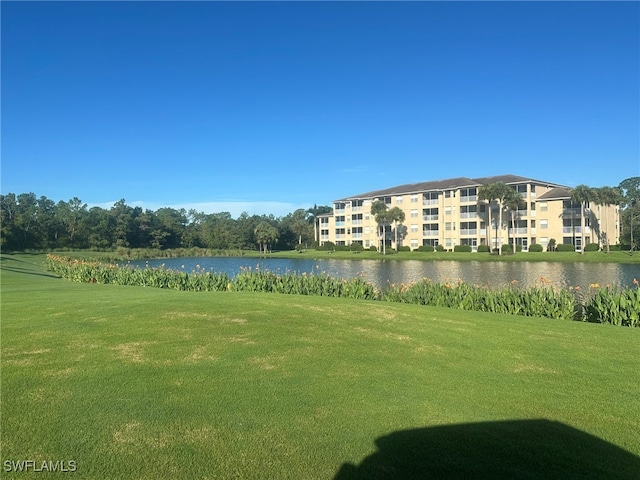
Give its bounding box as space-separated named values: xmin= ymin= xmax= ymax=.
xmin=435 ymin=244 xmax=445 ymax=252
xmin=454 ymin=245 xmax=472 ymax=252
xmin=585 ymin=284 xmax=640 ymax=327
xmin=317 ymin=241 xmax=335 ymax=251
xmin=584 ymin=243 xmax=600 ymax=252
xmin=334 ymin=244 xmax=351 ymax=252
xmin=501 ymin=244 xmax=514 ymax=254
xmin=477 ymin=245 xmax=490 ymax=253
xmin=556 ymin=244 xmax=576 ymax=252
xmin=349 ymin=242 xmax=364 ymax=251
xmin=369 ymin=245 xmax=377 ymax=252
xmin=416 ymin=245 xmax=434 ymax=252
xmin=398 ymin=246 xmax=411 ymax=252
xmin=529 ymin=243 xmax=543 ymax=252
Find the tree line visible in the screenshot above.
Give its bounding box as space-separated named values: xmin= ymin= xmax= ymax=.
xmin=0 ymin=193 xmax=332 ymax=252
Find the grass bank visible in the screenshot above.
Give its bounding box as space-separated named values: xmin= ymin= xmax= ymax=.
xmin=2 ymin=254 xmax=639 ymax=478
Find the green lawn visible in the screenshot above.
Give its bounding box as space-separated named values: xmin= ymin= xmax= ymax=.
xmin=267 ymin=249 xmax=640 ymax=264
xmin=2 ymin=253 xmax=639 ymax=479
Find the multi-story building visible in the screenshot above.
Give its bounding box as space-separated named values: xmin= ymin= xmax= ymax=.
xmin=319 ymin=174 xmax=619 ymax=252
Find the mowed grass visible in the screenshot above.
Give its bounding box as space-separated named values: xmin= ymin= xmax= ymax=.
xmin=2 ymin=254 xmax=639 ymax=479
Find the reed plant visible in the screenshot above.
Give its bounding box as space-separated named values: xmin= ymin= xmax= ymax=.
xmin=584 ymin=281 xmax=640 ymax=327
xmin=45 ymin=254 xmax=639 ymax=326
xmin=382 ymin=277 xmax=578 ymax=321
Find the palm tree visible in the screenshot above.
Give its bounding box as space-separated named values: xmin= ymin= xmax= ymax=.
xmin=290 ymin=209 xmax=309 ymax=246
xmin=571 ymin=184 xmax=596 ymax=254
xmin=478 ymin=183 xmax=497 ymax=252
xmin=306 ymin=204 xmax=332 ymax=245
xmin=388 ymin=206 xmax=406 ymax=250
xmin=371 ymin=200 xmax=390 ymax=254
xmin=595 ymin=186 xmax=622 ymax=253
xmin=493 ymin=183 xmax=513 ymax=256
xmin=478 ymin=182 xmax=511 ymax=255
xmin=254 ymin=220 xmax=278 ymax=255
xmin=504 ymin=187 xmax=526 ymax=254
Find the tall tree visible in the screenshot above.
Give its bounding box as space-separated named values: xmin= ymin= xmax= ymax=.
xmin=594 ymin=186 xmax=622 ymax=253
xmin=571 ymin=185 xmax=597 ymax=254
xmin=290 ymin=209 xmax=310 ymax=246
xmin=504 ymin=188 xmax=526 ymax=254
xmin=254 ymin=220 xmax=279 ymax=254
xmin=371 ymin=200 xmax=391 ymax=254
xmin=306 ymin=204 xmax=332 ymax=245
xmin=388 ymin=206 xmax=406 ymax=250
xmin=478 ymin=183 xmax=497 ymax=252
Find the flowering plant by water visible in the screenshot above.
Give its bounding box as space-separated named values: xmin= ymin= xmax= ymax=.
xmin=45 ymin=255 xmax=638 ymax=326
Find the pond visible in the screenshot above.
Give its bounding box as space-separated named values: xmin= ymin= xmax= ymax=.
xmin=122 ymin=257 xmax=640 ymax=291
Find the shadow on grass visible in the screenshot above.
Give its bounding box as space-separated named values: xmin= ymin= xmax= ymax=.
xmin=334 ymin=419 xmax=640 ymax=479
xmin=0 ymin=255 xmax=60 ymax=279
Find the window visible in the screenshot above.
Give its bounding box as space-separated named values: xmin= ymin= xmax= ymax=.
xmin=539 ymin=202 xmax=548 ymax=212
xmin=410 ymin=239 xmax=418 ymax=248
xmin=540 ymin=219 xmax=548 ymax=229
xmin=460 ymin=205 xmax=477 ymax=218
xmin=410 ymin=209 xmax=418 ymax=218
xmin=410 ymin=195 xmax=419 ymax=203
xmin=395 ymin=196 xmax=403 ymax=204
xmin=445 ymin=222 xmax=452 ymax=231
xmin=444 ymin=190 xmax=451 ymax=198
xmin=410 ymin=224 xmax=418 ymax=233
xmin=444 ymin=206 xmax=452 ymax=215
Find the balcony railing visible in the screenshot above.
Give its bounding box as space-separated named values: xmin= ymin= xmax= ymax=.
xmin=459 ymin=229 xmax=478 ymax=236
xmin=351 ymin=220 xmax=363 ymax=225
xmin=459 ymin=212 xmax=478 ymax=219
xmin=423 ymin=231 xmax=439 ymax=237
xmin=334 ymin=208 xmax=346 ymax=214
xmin=335 ymin=221 xmax=345 ymax=227
xmin=508 ymin=228 xmax=528 ymax=234
xmin=422 ymin=214 xmax=439 ymax=221
xmin=423 ymin=199 xmax=438 ymax=206
xmin=460 ymin=195 xmax=478 ymax=203
xmin=563 ymin=226 xmax=582 ymax=234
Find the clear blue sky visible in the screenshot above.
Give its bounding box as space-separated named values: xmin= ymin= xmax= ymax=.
xmin=2 ymin=1 xmax=638 ymax=217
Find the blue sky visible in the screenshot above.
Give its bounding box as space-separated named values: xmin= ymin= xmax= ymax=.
xmin=2 ymin=1 xmax=638 ymax=217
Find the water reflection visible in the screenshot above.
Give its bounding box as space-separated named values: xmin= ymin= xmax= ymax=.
xmin=124 ymin=257 xmax=639 ymax=291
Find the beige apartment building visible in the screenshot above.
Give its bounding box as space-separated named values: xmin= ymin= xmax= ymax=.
xmin=319 ymin=174 xmax=619 ymax=252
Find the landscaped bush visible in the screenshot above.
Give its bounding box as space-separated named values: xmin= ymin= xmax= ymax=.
xmin=415 ymin=245 xmax=435 ymax=252
xmin=477 ymin=245 xmax=490 ymax=253
xmin=529 ymin=244 xmax=543 ymax=252
xmin=435 ymin=244 xmax=445 ymax=252
xmin=556 ymin=244 xmax=576 ymax=252
xmin=317 ymin=241 xmax=335 ymax=251
xmin=501 ymin=244 xmax=514 ymax=254
xmin=349 ymin=242 xmax=364 ymax=251
xmin=454 ymin=245 xmax=472 ymax=253
xmin=610 ymin=244 xmax=631 ymax=251
xmin=398 ymin=246 xmax=411 ymax=252
xmin=334 ymin=244 xmax=351 ymax=252
xmin=584 ymin=243 xmax=600 ymax=252
xmin=369 ymin=245 xmax=377 ymax=251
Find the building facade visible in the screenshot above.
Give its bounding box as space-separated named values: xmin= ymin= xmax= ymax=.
xmin=319 ymin=174 xmax=619 ymax=252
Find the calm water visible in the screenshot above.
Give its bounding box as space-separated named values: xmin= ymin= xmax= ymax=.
xmin=122 ymin=257 xmax=640 ymax=290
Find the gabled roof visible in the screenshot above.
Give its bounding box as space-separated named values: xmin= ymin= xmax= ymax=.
xmin=334 ymin=174 xmax=568 ymax=202
xmin=537 ymin=186 xmax=573 ymax=200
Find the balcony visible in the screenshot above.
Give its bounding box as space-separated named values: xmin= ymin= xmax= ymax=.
xmin=423 ymin=231 xmax=439 ymax=237
xmin=351 ymin=220 xmax=363 ymax=226
xmin=459 ymin=212 xmax=478 ymax=219
xmin=423 ymin=199 xmax=438 ymax=206
xmin=460 ymin=195 xmax=478 ymax=203
xmin=563 ymin=226 xmax=582 ymax=234
xmin=335 ymin=221 xmax=345 ymax=227
xmin=508 ymin=228 xmax=528 ymax=235
xmin=334 ymin=208 xmax=346 ymax=214
xmin=563 ymin=208 xmax=581 ymax=217
xmin=352 ymin=233 xmax=363 ymax=239
xmin=422 ymin=214 xmax=439 ymax=221
xmin=460 ymin=229 xmax=478 ymax=236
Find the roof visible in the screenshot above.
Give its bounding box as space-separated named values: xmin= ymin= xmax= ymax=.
xmin=334 ymin=174 xmax=568 ymax=202
xmin=536 ymin=186 xmax=573 ymax=200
